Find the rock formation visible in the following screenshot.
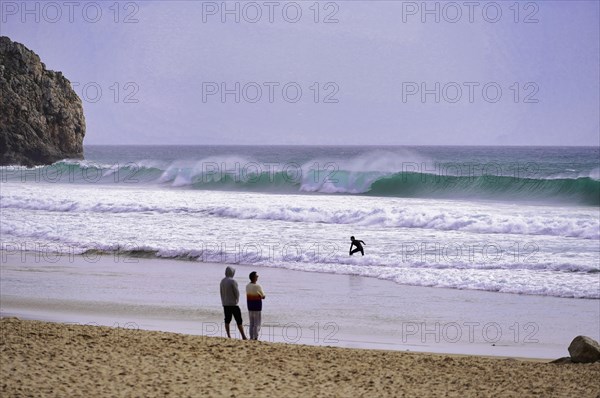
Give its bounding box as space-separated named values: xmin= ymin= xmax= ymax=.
xmin=0 ymin=36 xmax=85 ymax=166
xmin=568 ymin=335 xmax=600 ymax=363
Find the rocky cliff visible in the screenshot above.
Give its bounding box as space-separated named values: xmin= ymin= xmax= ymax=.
xmin=0 ymin=36 xmax=85 ymax=166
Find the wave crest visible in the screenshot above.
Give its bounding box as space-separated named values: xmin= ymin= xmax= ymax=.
xmin=1 ymin=152 xmax=598 ymax=205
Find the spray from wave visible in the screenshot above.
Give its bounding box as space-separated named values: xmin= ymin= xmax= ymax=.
xmin=1 ymin=151 xmax=598 ymax=205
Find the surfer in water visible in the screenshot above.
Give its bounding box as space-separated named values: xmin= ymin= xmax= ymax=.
xmin=349 ymin=236 xmax=366 ymax=256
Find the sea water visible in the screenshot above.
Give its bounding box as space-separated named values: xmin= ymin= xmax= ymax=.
xmin=1 ymin=145 xmax=599 ymax=299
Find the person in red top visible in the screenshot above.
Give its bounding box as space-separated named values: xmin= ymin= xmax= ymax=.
xmin=246 ymin=271 xmax=266 ymax=340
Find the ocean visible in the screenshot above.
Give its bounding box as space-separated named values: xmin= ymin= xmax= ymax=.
xmin=1 ymin=145 xmax=599 ymax=299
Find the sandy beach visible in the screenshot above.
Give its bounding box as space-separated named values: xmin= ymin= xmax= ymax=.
xmin=2 ymin=1 xmax=599 ymax=395
xmin=2 ymin=253 xmax=599 ymax=359
xmin=2 ymin=317 xmax=599 ymax=397
xmin=2 ymin=253 xmax=599 ymax=396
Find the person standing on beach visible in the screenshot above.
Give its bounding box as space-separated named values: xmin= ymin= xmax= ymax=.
xmin=246 ymin=271 xmax=266 ymax=340
xmin=349 ymin=236 xmax=366 ymax=256
xmin=220 ymin=266 xmax=247 ymax=340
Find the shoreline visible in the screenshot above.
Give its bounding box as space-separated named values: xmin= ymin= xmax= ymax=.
xmin=2 ymin=317 xmax=599 ymax=397
xmin=2 ymin=252 xmax=599 ymax=359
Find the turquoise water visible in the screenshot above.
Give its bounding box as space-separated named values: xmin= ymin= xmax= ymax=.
xmin=1 ymin=146 xmax=599 ymax=298
xmin=15 ymin=145 xmax=599 ymax=205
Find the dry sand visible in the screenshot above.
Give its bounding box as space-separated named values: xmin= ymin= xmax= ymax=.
xmin=1 ymin=318 xmax=599 ymax=397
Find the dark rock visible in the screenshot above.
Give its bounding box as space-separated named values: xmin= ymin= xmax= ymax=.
xmin=550 ymin=357 xmax=572 ymax=364
xmin=0 ymin=36 xmax=85 ymax=166
xmin=568 ymin=335 xmax=600 ymax=363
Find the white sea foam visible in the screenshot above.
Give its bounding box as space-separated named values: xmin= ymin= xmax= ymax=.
xmin=2 ymin=190 xmax=598 ymax=239
xmin=2 ymin=163 xmax=599 ymax=299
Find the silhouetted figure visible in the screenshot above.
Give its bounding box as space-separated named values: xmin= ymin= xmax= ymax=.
xmin=349 ymin=236 xmax=366 ymax=256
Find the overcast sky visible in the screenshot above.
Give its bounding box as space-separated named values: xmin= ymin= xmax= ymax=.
xmin=1 ymin=1 xmax=599 ymax=146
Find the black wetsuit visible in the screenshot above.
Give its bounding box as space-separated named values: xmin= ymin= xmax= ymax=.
xmin=350 ymin=240 xmax=365 ymax=256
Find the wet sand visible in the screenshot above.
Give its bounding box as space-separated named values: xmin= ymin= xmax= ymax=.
xmin=2 ymin=254 xmax=599 ymax=359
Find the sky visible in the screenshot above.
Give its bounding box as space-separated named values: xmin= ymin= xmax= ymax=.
xmin=1 ymin=0 xmax=599 ymax=146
